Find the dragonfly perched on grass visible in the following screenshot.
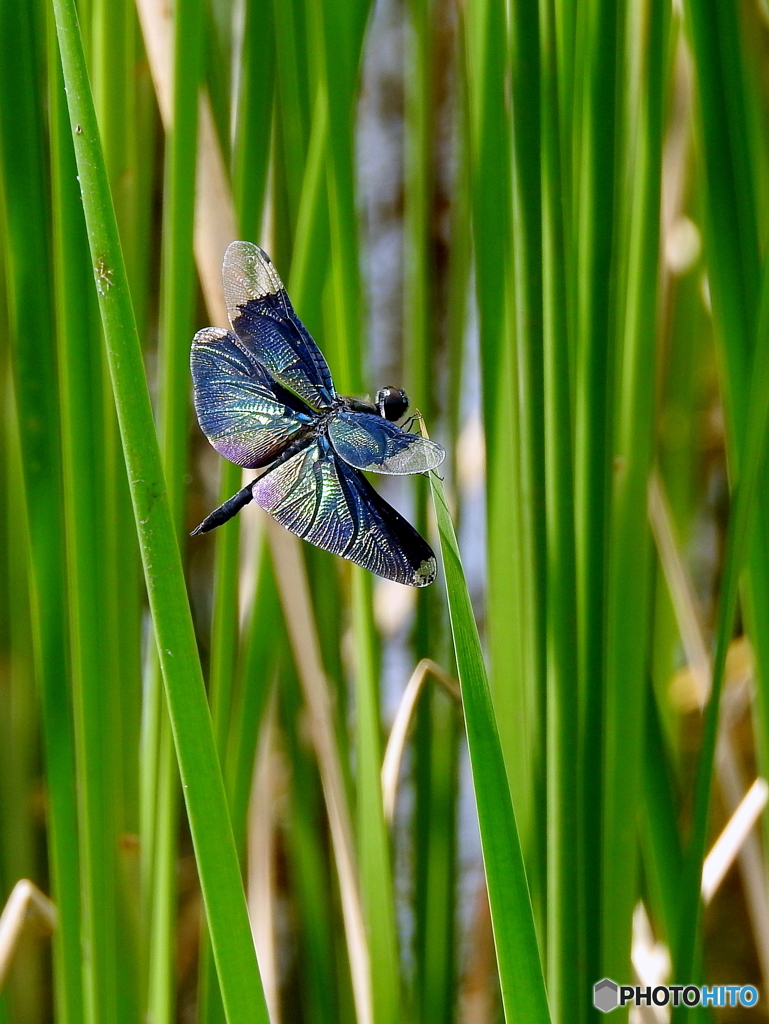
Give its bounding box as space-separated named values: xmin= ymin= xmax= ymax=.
xmin=191 ymin=241 xmax=445 ymax=586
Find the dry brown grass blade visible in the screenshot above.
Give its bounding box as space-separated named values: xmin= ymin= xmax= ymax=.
xmin=0 ymin=880 xmax=57 ymax=990
xmin=134 ymin=4 xmax=373 ymax=1022
xmin=381 ymin=658 xmax=460 ymax=824
xmin=648 ymin=468 xmax=769 ymax=986
xmin=134 ymin=0 xmax=235 ymax=326
xmin=702 ymin=778 xmax=769 ymax=903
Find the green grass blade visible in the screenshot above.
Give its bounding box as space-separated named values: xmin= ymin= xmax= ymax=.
xmin=539 ymin=0 xmax=580 ymax=1012
xmin=572 ymin=0 xmax=624 ymax=990
xmin=89 ymin=0 xmax=145 ymax=880
xmin=641 ymin=683 xmax=683 ymax=947
xmin=602 ymin=0 xmax=666 ymax=987
xmin=225 ymin=544 xmax=282 ymax=845
xmin=351 ymin=568 xmax=401 ymax=1024
xmin=49 ymin=34 xmax=120 ymax=1024
xmin=280 ymin=662 xmax=344 ymax=1024
xmin=305 ymin=6 xmax=402 ymax=1022
xmin=464 ymin=0 xmax=541 ymax=905
xmin=231 ymin=0 xmax=274 ymax=240
xmin=50 ymin=3 xmax=270 ymax=1021
xmin=429 ymin=473 xmax=550 ymax=1024
xmin=509 ymin=6 xmax=547 ymax=907
xmin=676 ymin=0 xmax=769 ymax=991
xmin=146 ymin=0 xmax=203 ymax=1017
xmin=271 ymin=0 xmax=310 ymax=234
xmin=0 ymin=5 xmax=83 ymax=1022
xmin=403 ymin=0 xmax=432 ymax=411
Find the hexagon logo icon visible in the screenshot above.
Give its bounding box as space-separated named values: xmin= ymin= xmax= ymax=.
xmin=594 ymin=979 xmax=619 ymax=1013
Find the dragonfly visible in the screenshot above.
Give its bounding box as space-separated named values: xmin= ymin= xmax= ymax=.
xmin=190 ymin=241 xmax=445 ymax=587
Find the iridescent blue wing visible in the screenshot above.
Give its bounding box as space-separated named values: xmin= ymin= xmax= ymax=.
xmin=251 ymin=440 xmax=437 ymax=586
xmin=223 ymin=241 xmax=335 ymax=411
xmin=328 ymin=410 xmax=445 ymax=475
xmin=191 ymin=327 xmax=313 ymax=468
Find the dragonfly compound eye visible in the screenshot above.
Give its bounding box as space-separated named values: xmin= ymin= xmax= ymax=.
xmin=375 ymin=387 xmax=409 ymax=422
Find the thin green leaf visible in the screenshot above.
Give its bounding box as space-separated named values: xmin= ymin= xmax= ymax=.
xmin=430 ymin=473 xmax=550 ymax=1024
xmin=49 ymin=3 xmax=269 ymax=1022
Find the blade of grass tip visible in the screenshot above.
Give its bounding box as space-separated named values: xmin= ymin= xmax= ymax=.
xmin=0 ymin=7 xmax=83 ymax=1024
xmin=602 ymin=0 xmax=666 ymax=989
xmin=0 ymin=881 xmax=57 ymax=988
xmin=50 ymin=5 xmax=270 ymax=1023
xmin=539 ymin=0 xmax=580 ymax=1013
xmin=381 ymin=660 xmax=460 ymax=825
xmin=673 ymin=246 xmax=769 ymax=987
xmin=429 ymin=471 xmax=550 ymax=1024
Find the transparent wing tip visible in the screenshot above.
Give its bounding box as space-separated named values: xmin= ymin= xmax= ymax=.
xmin=412 ymin=556 xmax=437 ymax=586
xmin=191 ymin=326 xmax=230 ymax=348
xmin=223 ymin=241 xmax=285 ymax=326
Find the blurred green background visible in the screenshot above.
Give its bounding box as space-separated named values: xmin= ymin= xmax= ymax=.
xmin=2 ymin=0 xmax=769 ymax=1021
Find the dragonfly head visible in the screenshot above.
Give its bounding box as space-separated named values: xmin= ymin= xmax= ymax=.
xmin=375 ymin=387 xmax=409 ymax=422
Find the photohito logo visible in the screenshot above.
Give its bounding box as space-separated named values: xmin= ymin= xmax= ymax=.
xmin=593 ymin=979 xmax=759 ymax=1012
